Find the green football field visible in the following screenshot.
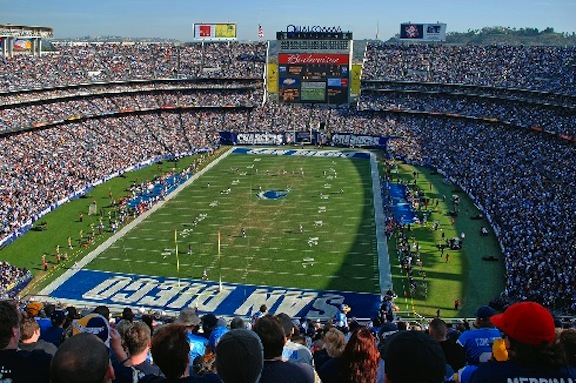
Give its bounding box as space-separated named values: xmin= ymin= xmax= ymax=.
xmin=3 ymin=147 xmax=504 ymax=318
xmin=85 ymin=149 xmax=381 ymax=293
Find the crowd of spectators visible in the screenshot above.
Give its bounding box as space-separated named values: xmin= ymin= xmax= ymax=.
xmin=0 ymin=41 xmax=575 ymax=314
xmin=1 ymin=299 xmax=574 ymax=382
xmin=358 ymin=91 xmax=576 ymax=137
xmin=0 ymin=41 xmax=266 ymax=91
xmin=363 ymin=43 xmax=576 ymax=95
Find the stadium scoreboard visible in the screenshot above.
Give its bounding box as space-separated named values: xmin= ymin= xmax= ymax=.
xmin=274 ymin=26 xmax=352 ymax=105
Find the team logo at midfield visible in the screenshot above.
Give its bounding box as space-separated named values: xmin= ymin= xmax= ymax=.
xmin=256 ymin=189 xmax=291 ymax=200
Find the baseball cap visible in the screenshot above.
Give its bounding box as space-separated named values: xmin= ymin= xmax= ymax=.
xmin=340 ymin=304 xmax=351 ymax=312
xmin=72 ymin=313 xmax=111 ymax=346
xmin=476 ymin=305 xmax=496 ymax=321
xmin=175 ymin=307 xmax=200 ymax=326
xmin=383 ymin=331 xmax=446 ymax=383
xmin=490 ymin=301 xmax=555 ymax=345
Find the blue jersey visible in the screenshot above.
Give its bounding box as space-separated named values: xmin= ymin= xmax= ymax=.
xmin=457 ymin=327 xmax=501 ymax=365
xmin=186 ymin=331 xmax=207 ymax=373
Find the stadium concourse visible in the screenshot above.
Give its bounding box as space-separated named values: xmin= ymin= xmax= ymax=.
xmin=0 ymin=41 xmax=575 ymax=325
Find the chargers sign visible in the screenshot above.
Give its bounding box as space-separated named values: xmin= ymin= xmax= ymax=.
xmin=44 ymin=270 xmax=381 ymax=319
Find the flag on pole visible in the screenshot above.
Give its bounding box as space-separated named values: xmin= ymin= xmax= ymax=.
xmin=258 ymin=24 xmax=264 ymax=39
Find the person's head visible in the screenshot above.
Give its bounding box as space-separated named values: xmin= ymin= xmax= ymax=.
xmin=20 ymin=316 xmax=40 ymax=343
xmin=252 ymin=314 xmax=285 ymax=359
xmin=383 ymin=330 xmax=446 ymax=383
xmin=50 ymin=333 xmax=114 ymax=383
xmin=51 ymin=310 xmax=67 ymax=327
xmin=230 ymin=316 xmax=247 ymax=330
xmin=275 ymin=312 xmax=296 ymax=338
xmin=428 ymin=318 xmax=448 ymax=341
xmin=0 ymin=300 xmax=21 ymax=350
xmin=559 ymin=328 xmax=576 ymax=365
xmin=202 ymin=313 xmax=219 ymax=335
xmin=216 ymin=329 xmax=263 ymax=383
xmin=124 ymin=321 xmax=151 ymax=356
xmin=92 ymin=306 xmax=110 ymax=322
xmin=475 ymin=305 xmax=496 ymax=328
xmin=322 ymin=327 xmax=347 ymax=358
xmin=490 ymin=301 xmax=563 ymax=367
xmin=121 ymin=307 xmax=134 ymax=322
xmin=175 ymin=307 xmax=201 ymax=329
xmin=151 ymin=323 xmax=190 ymax=380
xmin=340 ymin=328 xmax=381 ymax=382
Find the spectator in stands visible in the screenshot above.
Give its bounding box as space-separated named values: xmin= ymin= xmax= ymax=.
xmin=142 ymin=323 xmax=221 ymax=383
xmin=174 ymin=307 xmax=207 ymax=374
xmin=428 ymin=317 xmax=466 ymax=372
xmin=251 ymin=304 xmax=267 ymax=325
xmin=276 ymin=312 xmax=314 ymax=366
xmin=19 ymin=316 xmax=58 ymax=356
xmin=124 ymin=321 xmax=163 ymax=377
xmin=559 ymin=328 xmax=576 ymax=366
xmin=252 ymin=314 xmax=316 ymax=383
xmin=382 ymin=330 xmax=446 ymax=383
xmin=40 ymin=309 xmax=66 ymax=347
xmin=50 ymin=332 xmax=114 ymax=383
xmin=318 ymin=327 xmax=383 ymax=383
xmin=215 ymin=329 xmax=264 ymax=383
xmin=230 ymin=316 xmax=247 ymax=330
xmin=469 ymin=301 xmax=576 ymax=382
xmin=312 ymin=327 xmax=346 ymax=371
xmin=457 ymin=305 xmax=502 ymax=365
xmin=201 ymin=314 xmax=219 ymax=340
xmin=0 ymin=299 xmax=52 ymax=382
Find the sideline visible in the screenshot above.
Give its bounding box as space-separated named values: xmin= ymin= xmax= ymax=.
xmin=37 ymin=148 xmax=234 ymax=298
xmin=371 ymin=153 xmax=391 ymax=293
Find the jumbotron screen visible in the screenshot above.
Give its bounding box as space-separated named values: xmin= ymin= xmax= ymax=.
xmin=278 ymin=53 xmax=349 ymax=104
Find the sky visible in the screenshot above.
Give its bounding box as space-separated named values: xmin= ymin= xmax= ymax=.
xmin=1 ymin=0 xmax=574 ymax=41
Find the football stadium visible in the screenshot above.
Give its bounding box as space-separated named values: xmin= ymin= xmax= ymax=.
xmin=0 ymin=10 xmax=576 ymax=382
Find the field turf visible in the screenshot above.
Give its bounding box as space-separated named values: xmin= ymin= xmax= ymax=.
xmin=3 ymin=147 xmax=504 ymax=318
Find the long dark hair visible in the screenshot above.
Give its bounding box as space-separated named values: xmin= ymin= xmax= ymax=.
xmin=507 ymin=336 xmax=568 ymax=368
xmin=339 ymin=328 xmax=380 ymax=383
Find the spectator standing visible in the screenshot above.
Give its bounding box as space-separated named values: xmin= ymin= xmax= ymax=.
xmin=50 ymin=332 xmax=115 ymax=383
xmin=40 ymin=309 xmax=66 ymax=347
xmin=457 ymin=305 xmax=501 ymax=365
xmin=318 ymin=327 xmax=384 ymax=383
xmin=124 ymin=321 xmax=163 ymax=377
xmin=215 ymin=329 xmax=263 ymax=383
xmin=312 ymin=327 xmax=346 ymax=371
xmin=470 ymin=301 xmax=576 ymax=382
xmin=382 ymin=330 xmax=446 ymax=383
xmin=140 ymin=323 xmax=221 ymax=383
xmin=0 ymin=299 xmax=52 ymax=382
xmin=277 ymin=312 xmax=314 ymax=366
xmin=174 ymin=307 xmax=208 ymax=374
xmin=428 ymin=317 xmax=466 ymax=372
xmin=18 ymin=316 xmax=58 ymax=356
xmin=252 ymin=314 xmax=316 ymax=383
